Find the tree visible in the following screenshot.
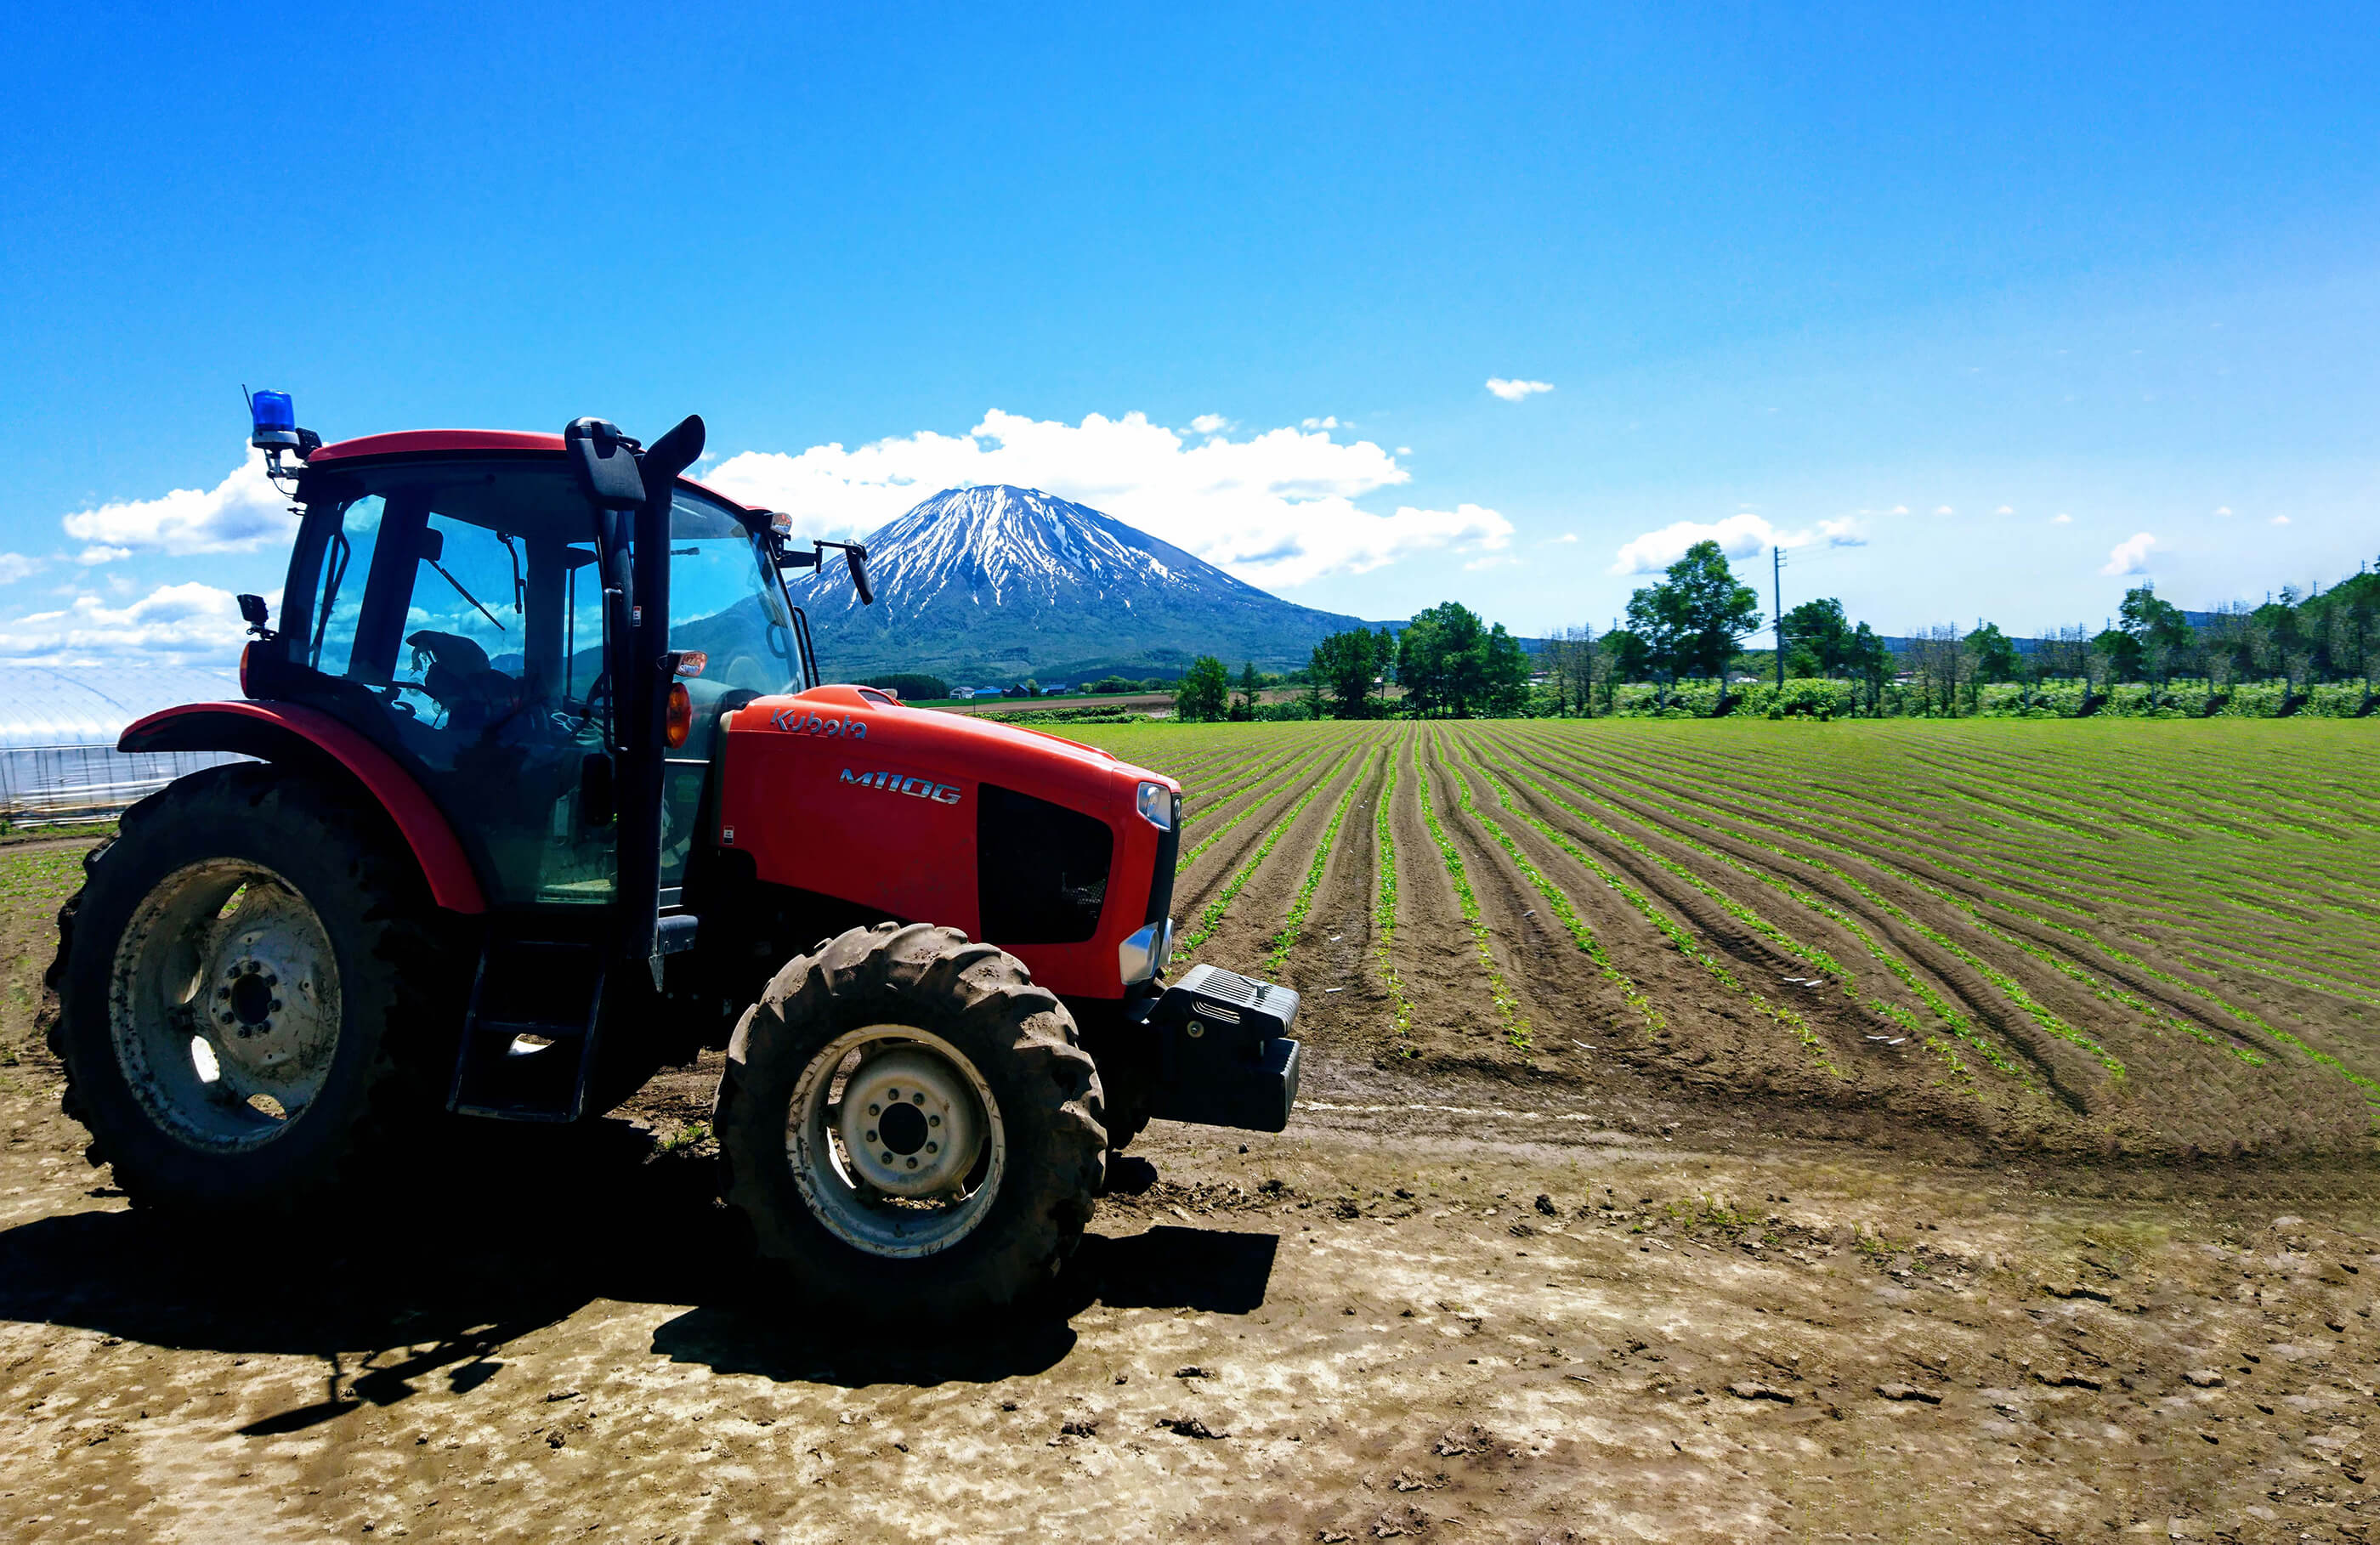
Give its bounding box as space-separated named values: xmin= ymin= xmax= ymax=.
xmin=1228 ymin=660 xmax=1261 ymax=721
xmin=863 ymin=673 xmax=949 ymax=701
xmin=1845 ymin=623 xmax=1889 ymax=716
xmin=1311 ymin=627 xmax=1393 ymax=719
xmin=1625 ymin=540 xmax=1764 ymax=684
xmin=1964 ymin=622 xmax=2020 ymax=685
xmin=1779 ymin=597 xmax=1853 ymax=677
xmin=1397 ymin=602 xmax=1530 ymax=717
xmin=1601 ymin=627 xmax=1651 ymax=687
xmin=1174 ymin=655 xmax=1230 ymax=722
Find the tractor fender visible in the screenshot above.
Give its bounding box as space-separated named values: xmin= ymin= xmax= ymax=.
xmin=117 ymin=701 xmax=488 ymax=914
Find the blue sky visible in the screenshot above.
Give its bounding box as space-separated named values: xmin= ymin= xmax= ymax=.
xmin=4 ymin=2 xmax=2377 ymax=663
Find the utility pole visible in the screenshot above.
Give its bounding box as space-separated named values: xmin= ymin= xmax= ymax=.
xmin=1772 ymin=545 xmax=1787 ymax=688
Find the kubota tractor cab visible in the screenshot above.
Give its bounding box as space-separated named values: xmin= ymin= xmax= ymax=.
xmin=47 ymin=399 xmax=1300 ymax=1316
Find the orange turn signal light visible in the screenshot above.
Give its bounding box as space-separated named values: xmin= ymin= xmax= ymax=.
xmin=664 ymin=682 xmax=693 ymax=749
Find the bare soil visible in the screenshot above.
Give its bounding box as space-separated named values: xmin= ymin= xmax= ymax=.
xmin=5 ymin=716 xmax=2379 ymax=1542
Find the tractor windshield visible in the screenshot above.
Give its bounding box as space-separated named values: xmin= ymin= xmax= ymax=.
xmin=666 ymin=490 xmax=801 ymax=696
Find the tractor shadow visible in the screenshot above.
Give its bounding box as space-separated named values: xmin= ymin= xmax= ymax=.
xmin=0 ymin=1118 xmax=1278 ymax=1412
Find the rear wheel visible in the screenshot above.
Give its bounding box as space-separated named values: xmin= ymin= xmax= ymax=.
xmin=47 ymin=764 xmax=459 ymax=1214
xmin=713 ymin=922 xmax=1105 ymax=1319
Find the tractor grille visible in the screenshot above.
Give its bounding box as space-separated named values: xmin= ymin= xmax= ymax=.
xmin=978 ymin=784 xmax=1114 ymax=944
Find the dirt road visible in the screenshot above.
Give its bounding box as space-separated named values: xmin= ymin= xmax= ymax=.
xmin=3 ymin=1044 xmax=2373 ymax=1543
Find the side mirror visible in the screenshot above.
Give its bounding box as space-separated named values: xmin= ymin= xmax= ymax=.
xmin=564 ymin=418 xmax=647 ymax=510
xmin=844 ymin=545 xmax=874 ymax=605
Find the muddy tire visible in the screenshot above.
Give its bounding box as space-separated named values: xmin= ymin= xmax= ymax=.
xmin=713 ymin=922 xmax=1106 ymax=1320
xmin=46 ymin=763 xmax=461 ymax=1214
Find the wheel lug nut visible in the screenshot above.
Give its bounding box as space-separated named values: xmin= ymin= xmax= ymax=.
xmin=864 ymin=1130 xmax=877 ymax=1144
xmin=867 ymin=1104 xmax=880 ymax=1117
xmin=928 ymin=1113 xmax=941 ymax=1127
xmin=905 ymin=1157 xmax=918 ymax=1169
xmin=269 ymin=1000 xmax=283 ymax=1013
xmin=926 ymin=1141 xmax=938 ymax=1155
xmin=264 ymin=973 xmax=278 ymax=987
xmin=217 ymin=987 xmax=230 ymax=999
xmin=881 ymin=1152 xmax=895 ymax=1164
xmin=911 ymin=1093 xmax=924 ymax=1105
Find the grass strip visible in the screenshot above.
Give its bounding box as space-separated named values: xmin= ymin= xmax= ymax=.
xmin=1455 ymin=750 xmax=1838 ymax=1075
xmin=1264 ymin=748 xmax=1374 ymax=974
xmin=1374 ymin=738 xmax=1416 ymax=1043
xmin=1177 ymin=744 xmax=1362 ymax=955
xmin=1414 ymin=742 xmax=1529 ymax=1051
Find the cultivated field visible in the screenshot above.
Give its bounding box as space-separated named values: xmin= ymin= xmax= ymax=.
xmin=1095 ymin=718 xmax=2380 ymax=1162
xmin=0 ymin=722 xmax=2374 ymax=1542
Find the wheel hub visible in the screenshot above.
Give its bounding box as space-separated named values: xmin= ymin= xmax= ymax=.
xmin=835 ymin=1048 xmax=983 ymax=1198
xmin=110 ymin=859 xmax=341 ymax=1152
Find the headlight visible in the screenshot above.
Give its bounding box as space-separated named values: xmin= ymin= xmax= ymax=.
xmin=1136 ymin=780 xmax=1176 ymax=829
xmin=1119 ymin=918 xmax=1175 ymax=985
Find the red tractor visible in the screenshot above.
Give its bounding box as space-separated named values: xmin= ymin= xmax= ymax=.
xmin=47 ymin=399 xmax=1301 ymax=1318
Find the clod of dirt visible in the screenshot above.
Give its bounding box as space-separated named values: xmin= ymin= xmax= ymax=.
xmin=1433 ymin=1423 xmax=1494 ymax=1457
xmin=1727 ymin=1382 xmax=1795 ymax=1404
xmin=2031 ymin=1370 xmax=2102 ymax=1391
xmin=1533 ymin=1194 xmax=1557 ymax=1216
xmin=1060 ymin=1418 xmax=1099 ymax=1437
xmin=1876 ymin=1384 xmax=1943 ymax=1404
xmin=1334 ymin=1198 xmax=1362 ymax=1220
xmin=1372 ymin=1503 xmax=1432 ymax=1537
xmin=1156 ymin=1416 xmax=1229 ymax=1440
xmin=1174 ymin=1366 xmax=1213 ymax=1379
xmin=2184 ymin=1370 xmax=2226 ymax=1389
xmin=1391 ymin=1470 xmax=1442 ymax=1493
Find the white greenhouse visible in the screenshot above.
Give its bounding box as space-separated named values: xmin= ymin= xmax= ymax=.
xmin=0 ymin=666 xmax=246 ymax=825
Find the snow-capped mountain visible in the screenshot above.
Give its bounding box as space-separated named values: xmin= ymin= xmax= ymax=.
xmin=787 ymin=485 xmax=1375 ymax=683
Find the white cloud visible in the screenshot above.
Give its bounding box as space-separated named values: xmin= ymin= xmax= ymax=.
xmin=0 ymin=581 xmax=258 ymax=666
xmin=1485 ymin=377 xmax=1554 ymax=401
xmin=1300 ymin=416 xmax=1340 ymax=430
xmin=1888 ymin=505 xmax=1910 ymax=515
xmin=1188 ymin=414 xmax=1232 ymax=434
xmin=2214 ymin=506 xmax=2234 ymax=517
xmin=2052 ymin=513 xmax=2072 ymax=524
xmin=1610 ymin=513 xmax=1866 ymax=575
xmin=60 ymin=450 xmax=298 ymax=556
xmin=703 ymin=409 xmax=1513 ymax=588
xmin=1547 ymin=532 xmax=1579 ymax=545
xmin=0 ymin=554 xmax=42 ymax=585
xmin=1395 ymin=446 xmax=1412 ymax=456
xmin=2270 ymin=515 xmax=2292 ymax=526
xmin=2101 ymin=532 xmax=2158 ymax=575
xmin=1995 ymin=505 xmax=2015 ymax=515
xmin=1934 ymin=505 xmax=1955 ymax=516
xmin=76 ymin=546 xmax=133 ymax=566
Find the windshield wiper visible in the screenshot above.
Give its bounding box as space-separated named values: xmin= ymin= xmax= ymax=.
xmin=427 ymin=557 xmax=507 ymax=633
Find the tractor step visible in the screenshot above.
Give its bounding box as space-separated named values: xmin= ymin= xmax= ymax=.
xmin=448 ymin=938 xmax=608 ymax=1122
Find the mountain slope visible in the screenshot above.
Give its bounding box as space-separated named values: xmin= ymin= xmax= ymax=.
xmin=787 ymin=484 xmax=1376 ymax=683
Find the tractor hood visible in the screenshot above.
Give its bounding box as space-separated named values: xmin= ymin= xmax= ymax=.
xmin=712 ymin=685 xmax=1180 ymax=1000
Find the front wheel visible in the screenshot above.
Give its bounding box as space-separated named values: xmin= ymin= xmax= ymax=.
xmin=712 ymin=923 xmax=1106 ymax=1320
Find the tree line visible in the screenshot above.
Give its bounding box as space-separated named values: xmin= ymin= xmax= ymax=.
xmin=1169 ymin=541 xmax=2380 ymax=722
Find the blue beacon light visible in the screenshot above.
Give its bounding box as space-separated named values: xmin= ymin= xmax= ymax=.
xmin=249 ymin=389 xmax=299 ymax=450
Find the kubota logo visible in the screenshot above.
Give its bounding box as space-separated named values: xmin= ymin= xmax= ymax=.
xmin=773 ymin=707 xmax=868 ymax=739
xmin=841 ymin=768 xmax=962 ymax=805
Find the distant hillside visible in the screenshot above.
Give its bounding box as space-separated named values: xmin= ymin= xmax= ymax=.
xmin=789 ymin=484 xmax=1386 ymax=684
